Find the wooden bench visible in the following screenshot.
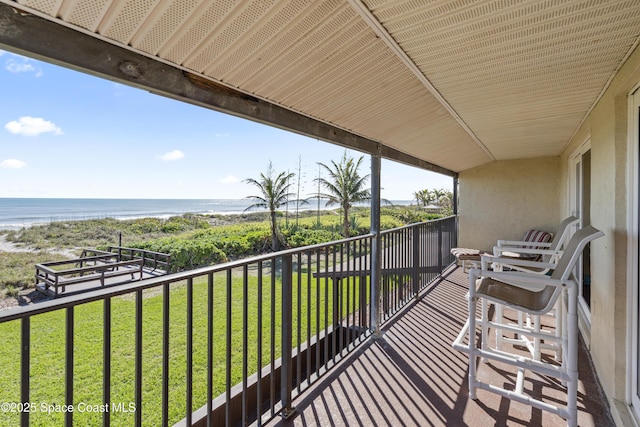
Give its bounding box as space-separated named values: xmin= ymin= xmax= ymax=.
xmin=35 ymin=253 xmax=144 ymax=298
xmin=108 ymin=246 xmax=171 ymax=273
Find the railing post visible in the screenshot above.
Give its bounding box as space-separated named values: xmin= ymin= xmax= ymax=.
xmin=370 ymin=152 xmax=382 ymax=335
xmin=280 ymin=254 xmax=295 ymax=418
xmin=412 ymin=225 xmax=420 ymax=297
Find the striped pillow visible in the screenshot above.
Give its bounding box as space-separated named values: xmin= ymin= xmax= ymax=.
xmin=503 ymin=229 xmax=552 ymax=261
xmin=521 ymin=229 xmax=553 ymax=249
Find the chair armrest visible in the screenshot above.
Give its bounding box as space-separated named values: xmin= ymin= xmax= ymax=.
xmin=496 ymin=239 xmax=553 ymax=248
xmin=481 ymin=254 xmax=556 ymax=271
xmin=468 ymin=268 xmax=569 ymax=297
xmin=493 ymin=246 xmax=561 ymax=257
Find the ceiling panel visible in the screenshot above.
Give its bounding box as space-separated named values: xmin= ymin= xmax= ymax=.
xmin=11 ymin=0 xmax=640 ymax=172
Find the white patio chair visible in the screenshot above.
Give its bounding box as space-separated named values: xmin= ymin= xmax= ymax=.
xmin=488 ymin=216 xmax=580 ymax=274
xmin=451 ymin=227 xmax=553 ymax=273
xmin=483 ymin=216 xmax=580 ymax=360
xmin=453 ymin=225 xmax=603 ymax=427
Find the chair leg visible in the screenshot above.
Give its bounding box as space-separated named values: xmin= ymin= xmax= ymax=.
xmin=566 ymin=286 xmax=578 ymax=427
xmin=555 ymin=297 xmax=564 ymax=362
xmin=495 ymin=303 xmax=504 ymax=351
xmin=481 ymin=298 xmax=489 ymax=362
xmin=468 ymin=293 xmax=478 ymax=400
xmin=533 ymin=314 xmax=542 ymax=361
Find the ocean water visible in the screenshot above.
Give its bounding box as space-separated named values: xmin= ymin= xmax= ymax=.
xmin=0 ymin=198 xmax=414 ymax=230
xmin=0 ymin=198 xmax=265 ymax=230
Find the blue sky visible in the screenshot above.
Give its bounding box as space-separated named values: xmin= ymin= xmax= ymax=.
xmin=0 ymin=50 xmax=452 ymax=200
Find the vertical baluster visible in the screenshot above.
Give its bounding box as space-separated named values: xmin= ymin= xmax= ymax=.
xmin=306 ymin=252 xmax=312 ymax=386
xmin=270 ymin=261 xmax=276 ymax=418
xmin=186 ymin=279 xmax=193 ymax=426
xmin=162 ymin=283 xmax=169 ymax=427
xmin=360 ymin=238 xmax=364 ymax=332
xmin=438 ymin=220 xmax=444 ymax=273
xmin=346 ymin=241 xmax=352 ymax=350
xmin=389 ymin=232 xmax=395 ymax=308
xmin=256 ymin=263 xmax=263 ymax=426
xmin=242 ymin=267 xmax=248 ymax=426
xmin=339 ymin=242 xmax=344 ymax=356
xmin=382 ymin=234 xmax=389 ymax=318
xmin=280 ymin=254 xmax=294 ymax=418
xmin=421 ymin=224 xmax=427 ymax=287
xmin=331 ymin=245 xmax=337 ymax=363
xmin=21 ymin=317 xmax=30 ymax=427
xmin=225 ymin=270 xmax=232 ymax=427
xmin=316 ymin=250 xmax=321 ymax=378
xmin=207 ymin=273 xmax=214 ymax=427
xmin=413 ymin=225 xmax=420 ymax=297
xmin=324 ymin=247 xmax=329 ymax=365
xmin=296 ymin=252 xmax=302 ymax=394
xmin=135 ymin=290 xmax=142 ymax=427
xmin=103 ymin=299 xmax=111 ymax=427
xmin=65 ymin=307 xmax=74 ymax=427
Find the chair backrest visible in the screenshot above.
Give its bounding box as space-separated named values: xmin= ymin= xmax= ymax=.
xmin=534 ymin=215 xmax=580 ymax=264
xmin=515 ymin=225 xmax=603 ymax=314
xmin=548 ymin=216 xmax=580 ymax=252
xmin=550 ymin=225 xmax=604 ymax=281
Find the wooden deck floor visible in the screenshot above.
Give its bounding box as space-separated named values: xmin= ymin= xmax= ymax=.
xmin=265 ymin=266 xmax=614 ymax=427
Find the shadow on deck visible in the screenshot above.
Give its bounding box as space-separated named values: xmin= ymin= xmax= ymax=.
xmin=266 ymin=266 xmax=614 ymax=427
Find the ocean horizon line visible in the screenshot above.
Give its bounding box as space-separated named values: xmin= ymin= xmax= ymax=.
xmin=0 ymin=197 xmax=413 ymax=231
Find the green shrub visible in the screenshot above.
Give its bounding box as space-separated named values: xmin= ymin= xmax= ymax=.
xmin=134 ymin=226 xmax=272 ymax=272
xmin=285 ymin=228 xmax=342 ymax=247
xmin=135 ymin=237 xmax=227 ymax=272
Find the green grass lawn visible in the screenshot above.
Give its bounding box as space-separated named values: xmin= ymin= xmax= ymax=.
xmin=0 ymin=269 xmax=365 ymax=426
xmin=0 ymin=206 xmax=430 ymax=425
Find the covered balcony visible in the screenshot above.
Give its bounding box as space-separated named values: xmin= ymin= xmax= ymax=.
xmin=0 ymin=218 xmax=614 ymax=426
xmin=1 ymin=0 xmax=640 ymax=426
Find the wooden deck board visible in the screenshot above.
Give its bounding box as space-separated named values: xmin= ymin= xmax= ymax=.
xmin=265 ymin=266 xmax=614 ymax=427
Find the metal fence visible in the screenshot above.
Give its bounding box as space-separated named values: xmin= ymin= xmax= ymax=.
xmin=0 ymin=216 xmax=456 ymax=427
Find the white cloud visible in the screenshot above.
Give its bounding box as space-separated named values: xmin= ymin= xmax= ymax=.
xmin=5 ymin=116 xmax=63 ymax=136
xmin=214 ymin=132 xmax=230 ymax=137
xmin=220 ymin=175 xmax=239 ymax=184
xmin=158 ymin=150 xmax=185 ymax=161
xmin=1 ymin=159 xmax=26 ymax=169
xmin=5 ymin=55 xmax=43 ymax=77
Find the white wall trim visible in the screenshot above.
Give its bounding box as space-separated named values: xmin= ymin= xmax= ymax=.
xmin=626 ymin=82 xmax=640 ymax=419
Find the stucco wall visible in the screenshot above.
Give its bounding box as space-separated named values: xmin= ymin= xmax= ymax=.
xmin=556 ymin=42 xmax=640 ymax=423
xmin=458 ymin=157 xmax=561 ymax=250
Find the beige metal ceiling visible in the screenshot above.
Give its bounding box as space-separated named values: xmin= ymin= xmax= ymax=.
xmin=6 ymin=0 xmax=640 ymax=172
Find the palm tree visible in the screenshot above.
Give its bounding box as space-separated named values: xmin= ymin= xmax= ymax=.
xmin=413 ymin=189 xmax=432 ymax=207
xmin=244 ymin=162 xmax=295 ymax=251
xmin=434 ymin=189 xmax=454 ymax=215
xmin=316 ymin=151 xmax=370 ymax=237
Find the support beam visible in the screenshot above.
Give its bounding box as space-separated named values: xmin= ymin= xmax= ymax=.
xmin=453 ymin=175 xmax=459 ymax=215
xmin=370 ymin=151 xmax=382 ymax=335
xmin=0 ymin=2 xmax=456 ymax=178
